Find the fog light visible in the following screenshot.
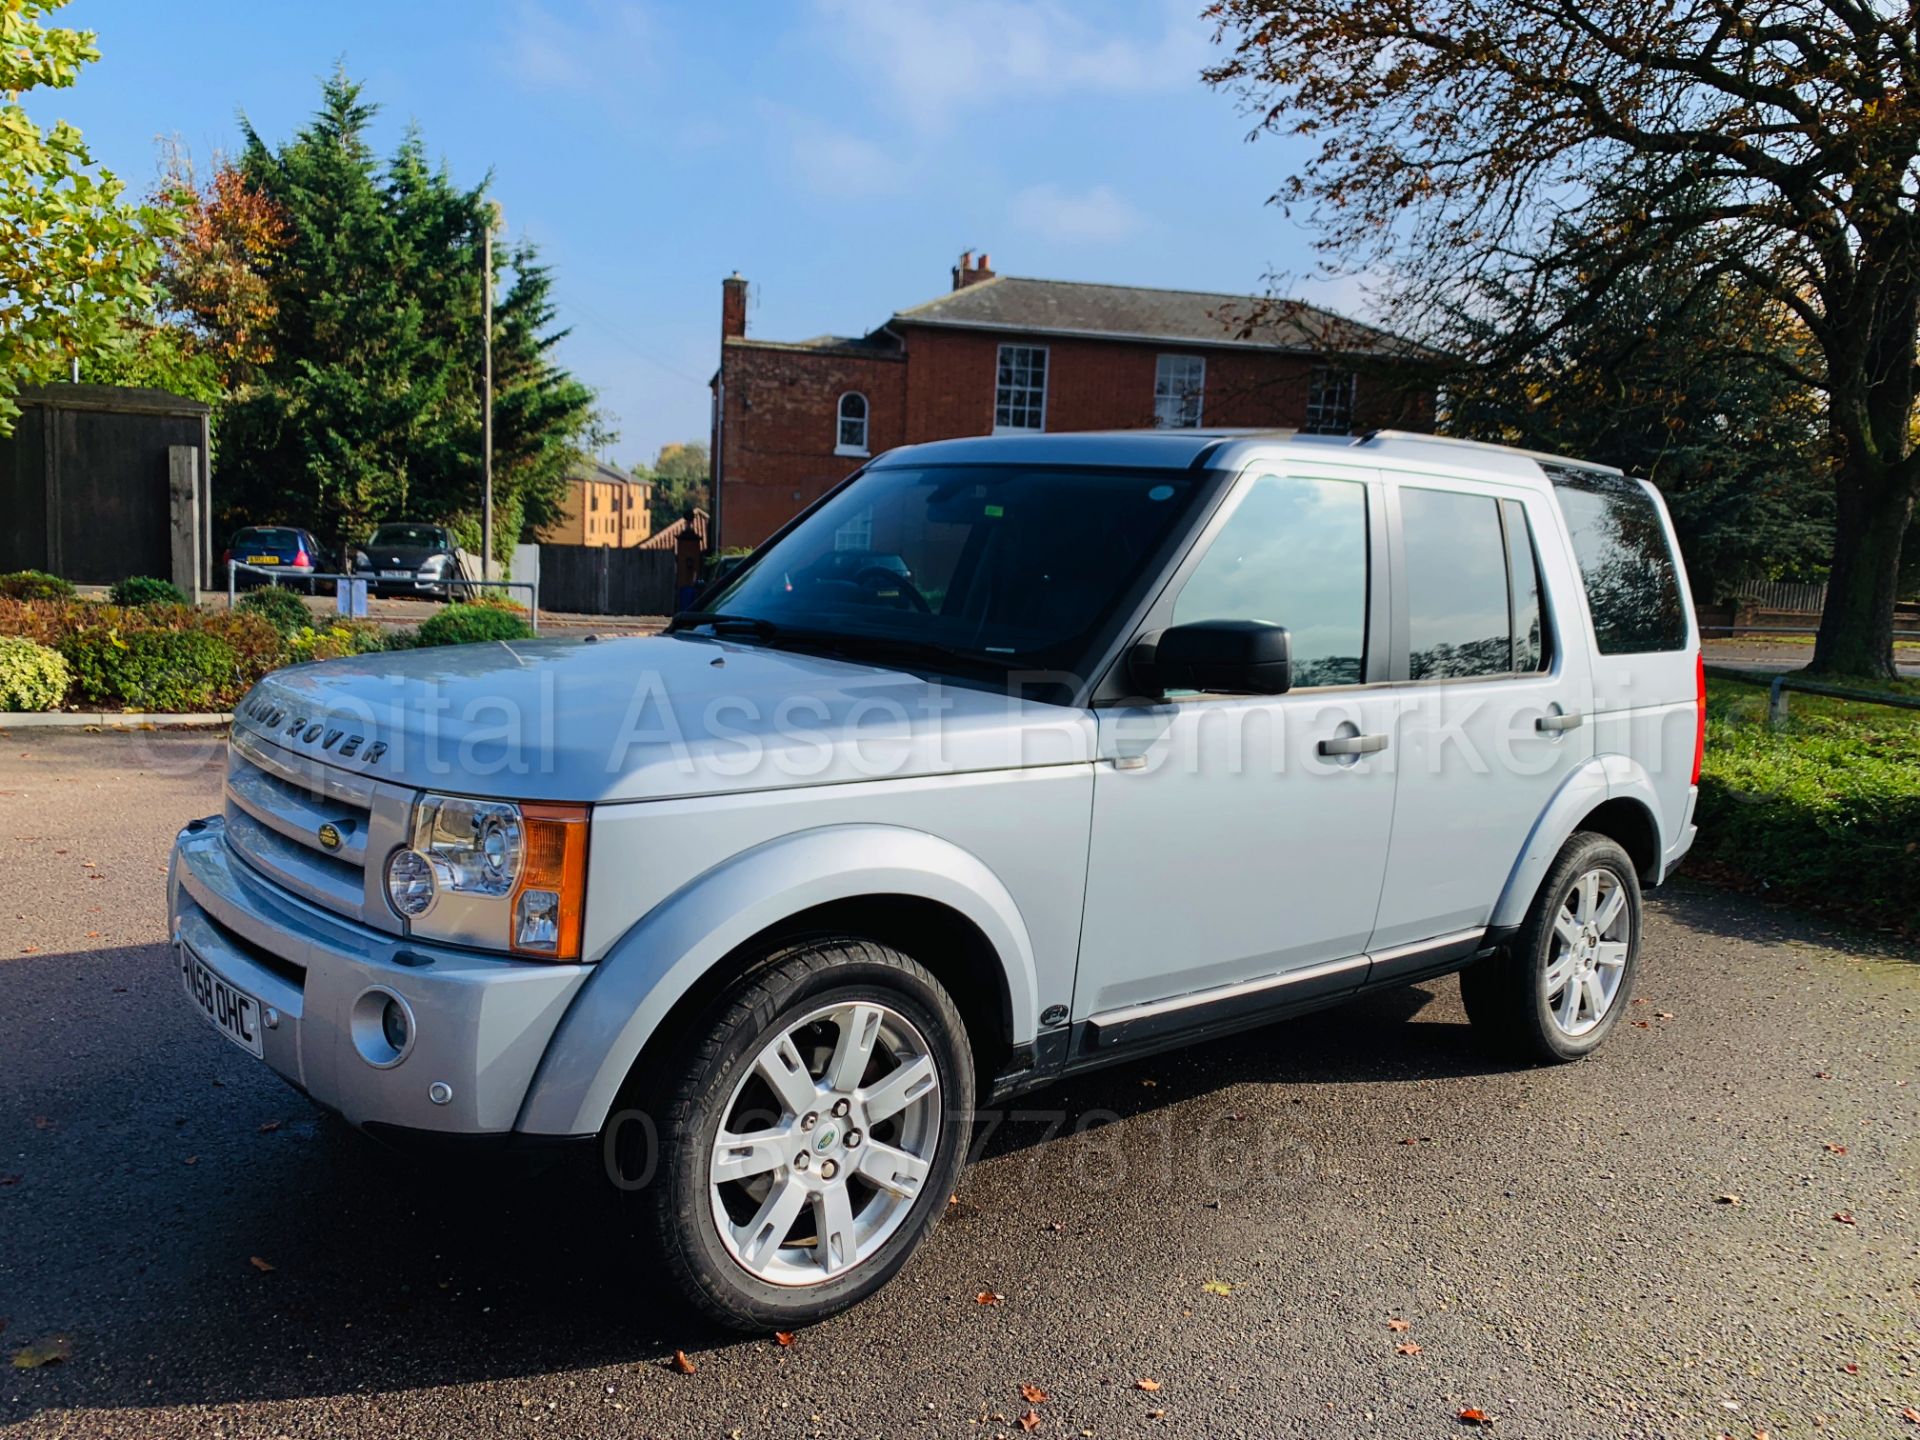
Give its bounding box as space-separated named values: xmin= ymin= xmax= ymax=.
xmin=386 ymin=848 xmax=437 ymax=918
xmin=515 ymin=887 xmax=561 ymax=951
xmin=381 ymin=997 xmax=410 ymax=1051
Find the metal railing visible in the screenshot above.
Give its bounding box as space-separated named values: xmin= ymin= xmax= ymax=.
xmin=226 ymin=561 xmax=540 ymax=634
xmin=1764 ymin=672 xmax=1920 ymax=727
xmin=1700 ymin=624 xmax=1920 ymax=638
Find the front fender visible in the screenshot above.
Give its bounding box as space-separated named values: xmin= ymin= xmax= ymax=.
xmin=514 ymin=823 xmax=1040 ymax=1137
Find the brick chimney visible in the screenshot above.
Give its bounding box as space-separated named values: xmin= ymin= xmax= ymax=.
xmin=951 ymin=249 xmax=995 ymax=291
xmin=721 ymin=272 xmax=748 ymax=339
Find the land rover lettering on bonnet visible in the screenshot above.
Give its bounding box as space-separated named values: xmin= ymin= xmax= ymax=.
xmin=169 ymin=428 xmax=1701 ymax=1330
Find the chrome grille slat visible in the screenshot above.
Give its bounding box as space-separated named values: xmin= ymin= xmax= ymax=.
xmin=220 ymin=718 xmax=412 ymax=936
xmin=226 ymin=755 xmax=371 ymax=867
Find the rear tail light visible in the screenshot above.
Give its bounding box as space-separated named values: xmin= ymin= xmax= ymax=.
xmin=1692 ymin=651 xmax=1706 ymax=785
xmin=221 ymin=548 xmax=232 ymax=566
xmin=293 ymin=548 xmax=312 ymax=569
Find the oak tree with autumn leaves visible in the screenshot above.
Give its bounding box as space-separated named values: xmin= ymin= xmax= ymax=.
xmin=1206 ymin=0 xmax=1920 ymax=678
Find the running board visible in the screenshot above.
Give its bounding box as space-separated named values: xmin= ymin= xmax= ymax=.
xmin=1084 ymin=928 xmax=1486 ymax=1051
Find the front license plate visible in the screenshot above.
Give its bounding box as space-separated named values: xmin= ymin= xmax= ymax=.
xmin=379 ymin=569 xmax=412 ymax=579
xmin=179 ymin=944 xmax=265 ymax=1058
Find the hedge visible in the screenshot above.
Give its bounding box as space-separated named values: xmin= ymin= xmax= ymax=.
xmin=0 ymin=637 xmax=70 ymax=712
xmin=61 ymin=628 xmax=238 ymax=712
xmin=0 ymin=571 xmax=75 ymax=601
xmin=416 ymin=604 xmax=535 ymax=646
xmin=109 ymin=576 xmax=189 ymax=608
xmin=238 ymin=585 xmax=313 ymax=636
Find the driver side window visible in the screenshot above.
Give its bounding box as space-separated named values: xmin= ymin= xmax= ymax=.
xmin=1172 ymin=473 xmax=1369 ymax=689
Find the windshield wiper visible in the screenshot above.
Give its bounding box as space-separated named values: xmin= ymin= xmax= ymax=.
xmin=798 ymin=631 xmax=1014 ymax=670
xmin=667 ymin=611 xmax=781 ymax=638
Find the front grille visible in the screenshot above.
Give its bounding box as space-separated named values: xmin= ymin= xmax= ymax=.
xmin=222 ymin=727 xmax=412 ymax=933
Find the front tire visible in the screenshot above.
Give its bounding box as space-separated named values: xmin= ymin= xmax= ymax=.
xmin=632 ymin=938 xmax=974 ymax=1331
xmin=1461 ymin=832 xmax=1642 ymax=1062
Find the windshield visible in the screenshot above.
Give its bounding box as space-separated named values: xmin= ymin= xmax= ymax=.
xmin=693 ymin=463 xmax=1205 ymax=684
xmin=371 ymin=525 xmax=446 ymax=549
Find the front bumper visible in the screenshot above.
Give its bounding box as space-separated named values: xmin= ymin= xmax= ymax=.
xmin=168 ymin=816 xmax=591 ymax=1136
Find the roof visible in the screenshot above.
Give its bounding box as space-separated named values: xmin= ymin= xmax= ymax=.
xmin=890 ymin=275 xmax=1411 ymax=356
xmin=568 ymin=457 xmax=649 ymax=489
xmin=640 ymin=508 xmax=710 ymax=550
xmin=871 ymin=428 xmax=1615 ymax=486
xmin=722 ymin=332 xmax=904 ymax=359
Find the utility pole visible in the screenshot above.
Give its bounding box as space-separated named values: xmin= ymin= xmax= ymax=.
xmin=480 ymin=212 xmax=495 ymax=582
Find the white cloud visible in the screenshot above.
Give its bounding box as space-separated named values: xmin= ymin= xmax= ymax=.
xmin=499 ymin=0 xmax=658 ymax=95
xmin=1009 ymin=182 xmax=1144 ymax=244
xmin=812 ymin=0 xmax=1211 ymax=130
xmin=775 ymin=111 xmax=914 ymax=197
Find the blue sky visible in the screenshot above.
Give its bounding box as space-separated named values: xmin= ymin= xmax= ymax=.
xmin=55 ymin=0 xmax=1342 ymax=468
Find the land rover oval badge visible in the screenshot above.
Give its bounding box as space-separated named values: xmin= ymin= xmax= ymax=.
xmin=317 ymin=822 xmax=342 ymax=851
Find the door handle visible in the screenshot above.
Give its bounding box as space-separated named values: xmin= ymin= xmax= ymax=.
xmin=1535 ymin=710 xmax=1584 ymax=733
xmin=1317 ymin=732 xmax=1389 ymax=757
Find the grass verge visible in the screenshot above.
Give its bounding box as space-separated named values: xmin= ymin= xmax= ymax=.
xmin=1694 ymin=675 xmax=1919 ymax=934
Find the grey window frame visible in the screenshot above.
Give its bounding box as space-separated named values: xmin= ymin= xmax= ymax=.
xmin=1304 ymin=366 xmax=1357 ymax=435
xmin=1153 ymin=353 xmax=1206 ymax=428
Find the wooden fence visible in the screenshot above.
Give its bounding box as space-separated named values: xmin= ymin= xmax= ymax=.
xmin=536 ymin=544 xmax=677 ymax=616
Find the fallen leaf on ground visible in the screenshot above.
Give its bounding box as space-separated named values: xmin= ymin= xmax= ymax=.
xmin=1146 ymin=1409 xmax=1166 ymax=1420
xmin=1900 ymin=1406 xmax=1919 ymax=1423
xmin=1457 ymin=1407 xmax=1492 ymax=1426
xmin=1396 ymin=1341 xmax=1423 ymax=1355
xmin=669 ymin=1350 xmax=697 ymax=1374
xmin=1134 ymin=1378 xmax=1162 ymax=1392
xmin=248 ymin=1255 xmax=275 ymax=1272
xmin=1017 ymin=1410 xmax=1042 ymax=1432
xmin=11 ymin=1336 xmax=71 ymax=1370
xmin=772 ymin=1331 xmax=794 ymax=1348
xmin=1824 ymin=1143 xmax=1849 ymax=1155
xmin=258 ymin=1120 xmax=282 ymax=1134
xmin=1387 ymin=1318 xmax=1412 ymax=1332
xmin=976 ymin=1291 xmax=1004 ymax=1305
xmin=1631 ymin=1019 xmax=1651 ymax=1028
xmin=0 ymin=1175 xmax=19 ymax=1187
xmin=31 ymin=1117 xmax=53 ymax=1131
xmin=1202 ymin=1279 xmax=1233 ymax=1296
xmin=1019 ymin=1384 xmax=1048 ymax=1404
xmin=183 ymin=1156 xmax=197 ymax=1166
xmin=1832 ymin=1211 xmax=1856 ymax=1225
xmin=1716 ymin=1194 xmax=1742 ymax=1206
xmin=1838 ymin=1362 xmax=1858 ymax=1374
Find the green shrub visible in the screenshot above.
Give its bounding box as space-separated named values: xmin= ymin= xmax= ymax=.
xmin=288 ymin=619 xmax=389 ymax=662
xmin=237 ymin=585 xmax=313 ymax=636
xmin=0 ymin=637 xmax=70 ymax=711
xmin=109 ymin=575 xmax=189 ymax=608
xmin=416 ymin=604 xmax=535 ymax=647
xmin=455 ymin=588 xmax=523 ymax=613
xmin=0 ymin=570 xmax=75 ymax=601
xmin=60 ymin=628 xmax=237 ymax=712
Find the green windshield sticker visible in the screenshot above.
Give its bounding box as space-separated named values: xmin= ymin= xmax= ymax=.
xmin=984 ymin=504 xmax=1004 ymax=518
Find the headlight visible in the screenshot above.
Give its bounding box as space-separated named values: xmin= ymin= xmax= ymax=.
xmin=353 ymin=550 xmax=371 ymax=569
xmin=420 ymin=553 xmax=450 ymax=573
xmin=384 ymin=794 xmax=589 ymax=959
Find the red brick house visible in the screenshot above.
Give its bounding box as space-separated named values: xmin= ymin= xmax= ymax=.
xmin=710 ymin=253 xmax=1429 ymax=548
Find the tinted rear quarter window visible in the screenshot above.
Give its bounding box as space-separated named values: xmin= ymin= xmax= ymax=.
xmin=1546 ymin=469 xmax=1685 ymax=654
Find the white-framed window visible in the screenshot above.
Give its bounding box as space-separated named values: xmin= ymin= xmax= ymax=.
xmin=1304 ymin=366 xmax=1357 ymax=435
xmin=836 ymin=392 xmax=869 ymax=456
xmin=1154 ymin=353 xmax=1205 ymax=428
xmin=994 ymin=344 xmax=1048 ymax=432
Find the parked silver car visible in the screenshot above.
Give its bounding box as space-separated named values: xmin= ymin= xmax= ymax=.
xmin=169 ymin=429 xmax=1702 ymax=1329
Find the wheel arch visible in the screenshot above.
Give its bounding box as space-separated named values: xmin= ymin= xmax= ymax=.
xmin=514 ymin=824 xmax=1038 ymax=1137
xmin=1491 ymin=759 xmax=1663 ymax=930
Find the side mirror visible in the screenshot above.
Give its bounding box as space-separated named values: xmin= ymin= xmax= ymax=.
xmin=1134 ymin=619 xmax=1293 ymax=696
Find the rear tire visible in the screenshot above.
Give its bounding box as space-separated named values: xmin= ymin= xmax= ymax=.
xmin=626 ymin=937 xmax=974 ymax=1332
xmin=1461 ymin=832 xmax=1642 ymax=1063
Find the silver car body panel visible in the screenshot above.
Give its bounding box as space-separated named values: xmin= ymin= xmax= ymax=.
xmin=167 ymin=427 xmax=1703 ymax=1142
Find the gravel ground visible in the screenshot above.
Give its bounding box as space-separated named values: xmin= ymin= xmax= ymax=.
xmin=1 ymin=730 xmax=1916 ymax=1439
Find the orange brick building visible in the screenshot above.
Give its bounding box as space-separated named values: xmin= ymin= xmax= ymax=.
xmin=537 ymin=458 xmax=652 ymax=548
xmin=709 ymin=253 xmax=1429 ymax=548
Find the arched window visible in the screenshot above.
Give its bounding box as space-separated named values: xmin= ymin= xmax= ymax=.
xmin=836 ymin=392 xmax=869 ymax=456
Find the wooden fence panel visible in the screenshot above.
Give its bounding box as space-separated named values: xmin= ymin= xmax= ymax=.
xmin=537 ymin=544 xmax=677 ymax=616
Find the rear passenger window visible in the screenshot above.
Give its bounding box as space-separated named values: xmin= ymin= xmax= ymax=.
xmin=1546 ymin=469 xmax=1686 ymax=653
xmin=1402 ymin=488 xmax=1514 ymax=680
xmin=1173 ymin=473 xmax=1367 ymax=687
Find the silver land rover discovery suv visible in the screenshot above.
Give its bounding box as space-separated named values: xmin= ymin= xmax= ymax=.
xmin=169 ymin=429 xmax=1702 ymax=1329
